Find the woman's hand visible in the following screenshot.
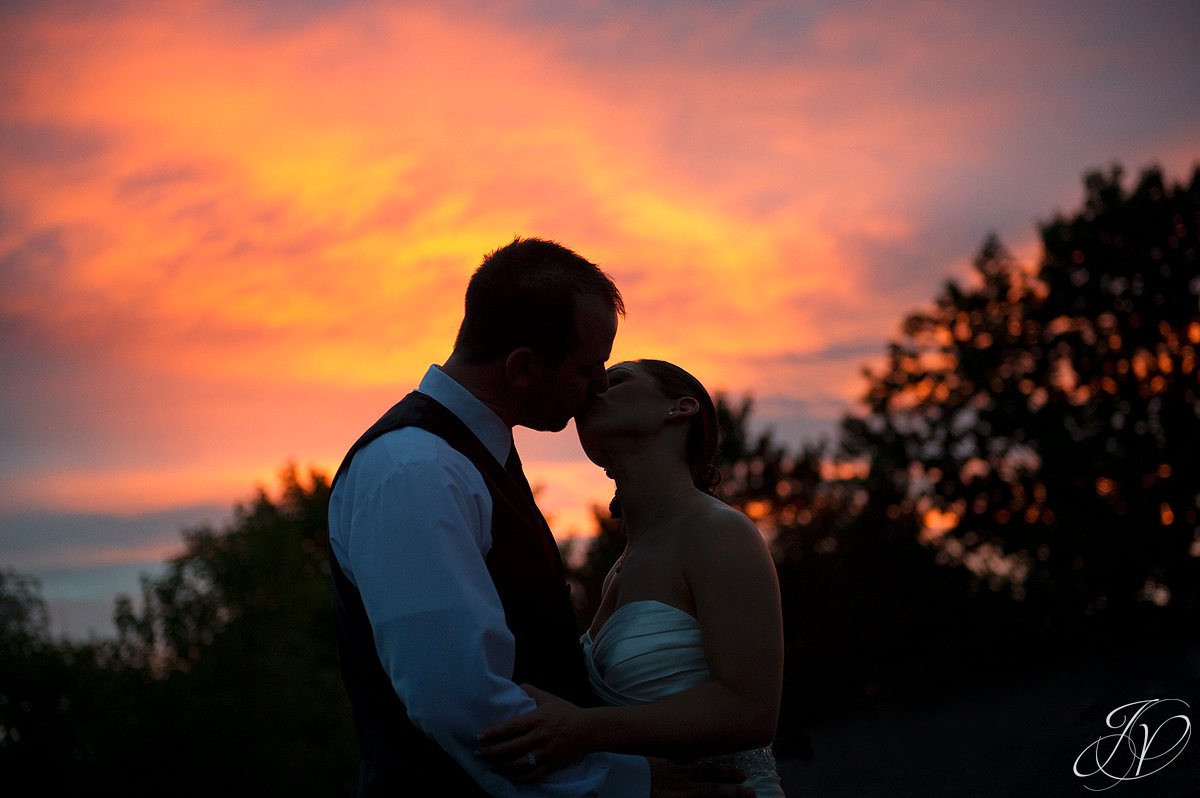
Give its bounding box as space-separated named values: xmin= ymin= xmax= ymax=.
xmin=475 ymin=684 xmax=593 ymax=781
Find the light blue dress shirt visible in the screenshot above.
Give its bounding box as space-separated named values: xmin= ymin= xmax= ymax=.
xmin=329 ymin=365 xmax=650 ymax=797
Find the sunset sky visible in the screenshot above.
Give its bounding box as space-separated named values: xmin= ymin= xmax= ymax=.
xmin=2 ymin=0 xmax=1198 ymax=637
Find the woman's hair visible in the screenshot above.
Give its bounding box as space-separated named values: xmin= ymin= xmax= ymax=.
xmin=609 ymin=359 xmax=721 ymax=519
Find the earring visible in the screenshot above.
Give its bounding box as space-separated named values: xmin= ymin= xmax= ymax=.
xmin=668 ymin=410 xmax=675 ymax=417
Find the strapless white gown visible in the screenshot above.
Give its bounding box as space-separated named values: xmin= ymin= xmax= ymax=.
xmin=581 ymin=600 xmax=785 ymax=797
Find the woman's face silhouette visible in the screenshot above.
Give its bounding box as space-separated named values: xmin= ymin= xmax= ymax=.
xmin=575 ymin=361 xmax=673 ymax=466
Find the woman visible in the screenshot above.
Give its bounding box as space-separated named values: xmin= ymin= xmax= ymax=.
xmin=478 ymin=359 xmax=785 ymax=797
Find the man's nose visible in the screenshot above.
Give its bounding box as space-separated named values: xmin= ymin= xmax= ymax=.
xmin=590 ymin=369 xmax=609 ymax=395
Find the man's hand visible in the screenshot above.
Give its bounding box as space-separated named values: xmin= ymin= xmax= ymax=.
xmin=649 ymin=758 xmax=755 ymax=798
xmin=476 ymin=685 xmax=591 ymax=781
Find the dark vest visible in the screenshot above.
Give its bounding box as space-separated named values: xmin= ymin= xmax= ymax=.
xmin=329 ymin=391 xmax=593 ymax=796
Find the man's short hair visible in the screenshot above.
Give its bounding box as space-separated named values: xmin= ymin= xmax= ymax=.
xmin=453 ymin=237 xmax=625 ymax=365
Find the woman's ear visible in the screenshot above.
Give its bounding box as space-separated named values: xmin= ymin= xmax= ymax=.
xmin=670 ymin=396 xmax=700 ymax=418
xmin=505 ymin=347 xmax=538 ymax=389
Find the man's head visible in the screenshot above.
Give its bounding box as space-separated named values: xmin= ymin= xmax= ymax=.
xmin=452 ymin=237 xmax=624 ymax=431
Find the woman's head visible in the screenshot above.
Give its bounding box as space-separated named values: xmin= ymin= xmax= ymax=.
xmin=576 ymin=358 xmax=721 ymax=493
xmin=636 ymin=360 xmax=721 ymax=492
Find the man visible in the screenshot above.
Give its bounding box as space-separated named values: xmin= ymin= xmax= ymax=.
xmin=329 ymin=238 xmax=751 ymax=797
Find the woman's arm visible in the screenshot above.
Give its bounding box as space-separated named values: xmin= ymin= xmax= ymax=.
xmin=476 ymin=506 xmax=783 ymax=777
xmin=588 ymin=506 xmax=784 ymax=755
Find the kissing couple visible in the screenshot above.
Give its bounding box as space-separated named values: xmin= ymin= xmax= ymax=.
xmin=329 ymin=238 xmax=785 ymax=797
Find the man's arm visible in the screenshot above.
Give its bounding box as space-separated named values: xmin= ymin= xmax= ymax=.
xmin=331 ymin=429 xmax=649 ymax=798
xmin=475 ymin=507 xmax=782 ymax=766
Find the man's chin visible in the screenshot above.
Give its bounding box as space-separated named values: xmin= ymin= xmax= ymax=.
xmin=526 ymin=416 xmax=571 ymax=433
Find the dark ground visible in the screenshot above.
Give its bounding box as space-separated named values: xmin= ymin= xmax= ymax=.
xmin=777 ymin=640 xmax=1200 ymax=797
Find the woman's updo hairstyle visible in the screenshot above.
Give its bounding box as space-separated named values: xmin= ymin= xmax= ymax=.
xmin=609 ymin=359 xmax=721 ymax=519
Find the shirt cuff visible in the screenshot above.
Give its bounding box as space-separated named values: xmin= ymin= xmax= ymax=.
xmin=596 ymin=753 xmax=650 ymax=798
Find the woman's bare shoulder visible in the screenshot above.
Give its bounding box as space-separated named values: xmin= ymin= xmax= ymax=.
xmin=685 ymin=494 xmax=769 ymax=558
xmin=682 ymin=495 xmax=780 ymax=616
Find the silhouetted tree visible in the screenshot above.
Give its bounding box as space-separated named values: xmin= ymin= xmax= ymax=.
xmin=0 ymin=570 xmax=58 ymax=776
xmin=112 ymin=464 xmax=356 ymax=796
xmin=1 ymin=469 xmax=356 ymax=796
xmin=0 ymin=571 xmax=149 ymax=792
xmin=842 ymin=164 xmax=1200 ymax=647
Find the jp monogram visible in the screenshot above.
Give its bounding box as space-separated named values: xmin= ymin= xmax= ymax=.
xmin=1073 ymin=698 xmax=1191 ymax=791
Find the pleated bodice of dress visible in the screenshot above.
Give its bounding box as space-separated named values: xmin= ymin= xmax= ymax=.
xmin=581 ymin=600 xmax=785 ymax=797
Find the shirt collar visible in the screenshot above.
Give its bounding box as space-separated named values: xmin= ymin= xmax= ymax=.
xmin=417 ymin=365 xmax=512 ymax=466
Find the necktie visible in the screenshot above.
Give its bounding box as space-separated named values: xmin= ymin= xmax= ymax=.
xmin=505 ymin=443 xmax=538 ymax=507
xmin=504 ymin=443 xmax=562 ymax=565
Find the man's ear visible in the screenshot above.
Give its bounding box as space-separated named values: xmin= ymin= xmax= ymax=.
xmin=505 ymin=347 xmax=538 ymax=389
xmin=671 ymin=396 xmax=700 ymax=418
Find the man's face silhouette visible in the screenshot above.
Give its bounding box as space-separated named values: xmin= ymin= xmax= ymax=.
xmin=521 ymin=293 xmax=617 ymax=432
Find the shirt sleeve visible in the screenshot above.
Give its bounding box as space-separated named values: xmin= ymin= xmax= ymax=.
xmin=330 ymin=428 xmax=649 ymax=798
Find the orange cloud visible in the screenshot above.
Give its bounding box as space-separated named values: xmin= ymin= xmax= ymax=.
xmin=2 ymin=0 xmax=1196 ymax=547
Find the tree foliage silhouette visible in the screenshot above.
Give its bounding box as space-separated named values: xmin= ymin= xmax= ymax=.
xmin=841 ymin=164 xmax=1200 ymax=641
xmin=113 ymin=465 xmax=356 ymax=796
xmin=1 ymin=470 xmax=357 ymax=797
xmin=0 ymin=570 xmax=151 ymax=793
